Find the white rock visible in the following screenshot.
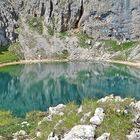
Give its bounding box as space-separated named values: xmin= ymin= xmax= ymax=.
xmin=130 ymin=101 xmax=140 ymax=114
xmin=77 ymin=105 xmax=83 ymax=113
xmin=85 ymin=39 xmax=92 ymax=45
xmin=97 ymin=95 xmax=124 ymax=103
xmin=62 ymin=125 xmax=95 ymax=140
xmin=115 ymin=96 xmax=122 ymax=102
xmin=36 ymin=131 xmax=42 ymax=138
xmin=17 ymin=130 xmax=27 ymax=136
xmin=124 ymin=110 xmax=128 ymax=114
xmin=90 ymin=116 xmax=102 ymax=126
xmin=13 ymin=130 xmax=27 ymax=140
xmin=21 ymin=121 xmax=28 ymax=125
xmin=97 ymin=95 xmax=114 ymax=103
xmin=116 ymin=109 xmax=121 ymax=113
xmin=90 ymin=108 xmax=105 ymax=126
xmin=96 ymin=133 xmax=110 ymax=140
xmin=48 ymin=132 xmax=59 ymax=140
xmin=126 ymin=128 xmax=140 ymax=140
xmin=59 ymin=112 xmax=64 ymax=116
xmin=94 ymin=42 xmax=101 ymax=48
xmin=49 ymin=104 xmax=66 ymax=115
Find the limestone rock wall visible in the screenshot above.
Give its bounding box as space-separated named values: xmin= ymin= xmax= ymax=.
xmin=44 ymin=0 xmax=140 ymax=40
xmin=1 ymin=0 xmax=140 ymax=47
xmin=0 ymin=0 xmax=18 ymax=47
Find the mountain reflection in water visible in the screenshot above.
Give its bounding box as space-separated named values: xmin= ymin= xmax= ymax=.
xmin=0 ymin=62 xmax=140 ymax=117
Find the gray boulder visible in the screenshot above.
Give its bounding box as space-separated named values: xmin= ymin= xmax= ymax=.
xmin=62 ymin=125 xmax=96 ymax=140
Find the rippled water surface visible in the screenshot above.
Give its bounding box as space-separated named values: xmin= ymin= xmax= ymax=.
xmin=0 ymin=62 xmax=140 ymax=117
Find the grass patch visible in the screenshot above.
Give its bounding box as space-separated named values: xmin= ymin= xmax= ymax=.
xmin=58 ymin=31 xmax=70 ymax=39
xmin=53 ymin=50 xmax=69 ymax=59
xmin=77 ymin=32 xmax=93 ymax=48
xmin=47 ymin=26 xmax=55 ymax=36
xmin=0 ymin=42 xmax=22 ymax=64
xmin=96 ymin=99 xmax=133 ymax=139
xmin=35 ymin=102 xmax=81 ymax=139
xmin=0 ymin=111 xmax=22 ymax=137
xmin=0 ymin=50 xmax=18 ymax=63
xmin=104 ymin=39 xmax=137 ymax=52
xmin=0 ymin=98 xmax=134 ymax=139
xmin=28 ymin=17 xmax=43 ymax=34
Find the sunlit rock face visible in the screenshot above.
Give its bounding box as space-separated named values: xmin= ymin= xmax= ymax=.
xmin=44 ymin=0 xmax=140 ymax=40
xmin=0 ymin=0 xmax=18 ymax=47
xmin=10 ymin=0 xmax=140 ymax=40
xmin=0 ymin=0 xmax=139 ymax=43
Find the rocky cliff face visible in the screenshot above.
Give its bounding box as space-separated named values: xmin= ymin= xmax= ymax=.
xmin=10 ymin=0 xmax=140 ymax=41
xmin=0 ymin=0 xmax=18 ymax=48
xmin=1 ymin=0 xmax=140 ymax=60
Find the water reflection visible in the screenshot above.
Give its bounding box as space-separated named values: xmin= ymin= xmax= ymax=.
xmin=0 ymin=62 xmax=140 ymax=117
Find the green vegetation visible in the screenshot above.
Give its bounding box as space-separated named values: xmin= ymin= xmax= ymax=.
xmin=77 ymin=32 xmax=93 ymax=48
xmin=96 ymin=99 xmax=133 ymax=140
xmin=58 ymin=31 xmax=71 ymax=39
xmin=0 ymin=50 xmax=19 ymax=63
xmin=47 ymin=26 xmax=55 ymax=36
xmin=53 ymin=50 xmax=69 ymax=59
xmin=0 ymin=98 xmax=134 ymax=139
xmin=0 ymin=111 xmax=22 ymax=137
xmin=36 ymin=103 xmax=81 ymax=139
xmin=0 ymin=42 xmax=22 ymax=64
xmin=28 ymin=17 xmax=43 ymax=34
xmin=104 ymin=39 xmax=137 ymax=52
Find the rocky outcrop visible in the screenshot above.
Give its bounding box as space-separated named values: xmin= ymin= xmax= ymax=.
xmin=90 ymin=108 xmax=105 ymax=126
xmin=10 ymin=0 xmax=140 ymax=41
xmin=1 ymin=0 xmax=140 ymax=60
xmin=47 ymin=107 xmax=107 ymax=140
xmin=62 ymin=125 xmax=96 ymax=140
xmin=0 ymin=0 xmax=18 ymax=48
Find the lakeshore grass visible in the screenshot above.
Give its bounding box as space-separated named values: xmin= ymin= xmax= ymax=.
xmin=0 ymin=98 xmax=134 ymax=140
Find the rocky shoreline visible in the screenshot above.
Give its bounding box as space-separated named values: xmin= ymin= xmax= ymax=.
xmin=0 ymin=59 xmax=140 ymax=69
xmin=1 ymin=95 xmax=140 ymax=140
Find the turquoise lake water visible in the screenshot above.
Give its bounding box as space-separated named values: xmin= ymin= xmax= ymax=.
xmin=0 ymin=62 xmax=140 ymax=117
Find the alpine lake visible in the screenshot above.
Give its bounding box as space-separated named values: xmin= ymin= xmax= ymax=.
xmin=0 ymin=61 xmax=140 ymax=117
